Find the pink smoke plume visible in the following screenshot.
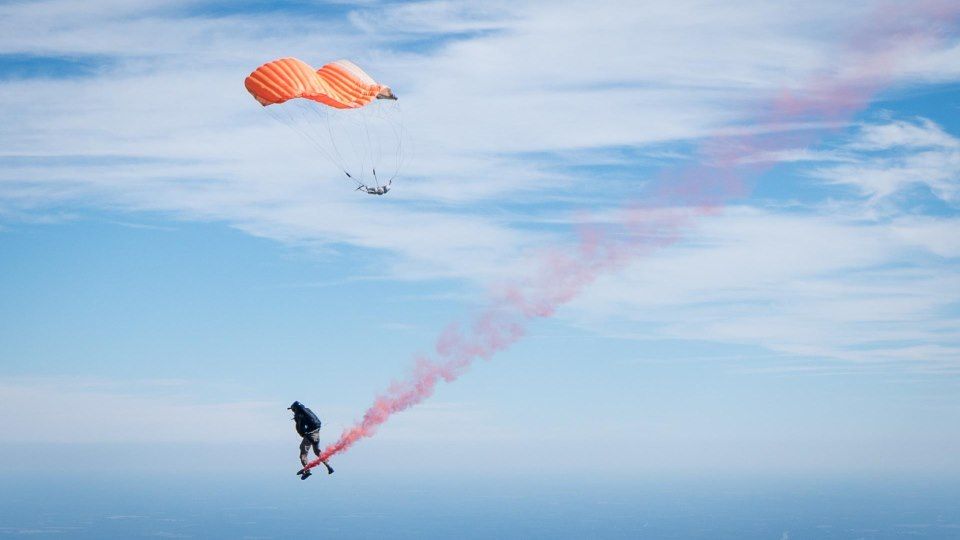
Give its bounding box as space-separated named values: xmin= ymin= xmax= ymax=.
xmin=305 ymin=2 xmax=960 ymax=471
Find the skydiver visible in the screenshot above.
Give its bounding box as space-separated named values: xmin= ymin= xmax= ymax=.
xmin=356 ymin=179 xmax=391 ymax=195
xmin=376 ymin=87 xmax=398 ymax=100
xmin=289 ymin=401 xmax=334 ymax=479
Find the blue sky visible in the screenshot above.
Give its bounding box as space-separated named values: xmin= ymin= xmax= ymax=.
xmin=1 ymin=0 xmax=960 ymax=483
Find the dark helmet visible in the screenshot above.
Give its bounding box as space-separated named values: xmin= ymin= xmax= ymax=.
xmin=288 ymin=401 xmax=302 ymax=411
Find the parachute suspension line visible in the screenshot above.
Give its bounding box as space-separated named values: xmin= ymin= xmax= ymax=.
xmin=377 ymin=100 xmax=402 ymax=185
xmin=396 ymin=102 xmax=406 ymax=182
xmin=299 ymin=101 xmax=368 ymax=187
xmin=364 ymin=101 xmax=388 ymax=185
xmin=345 ymin=170 xmax=358 ymax=188
xmin=377 ymin=103 xmax=392 ymax=182
xmin=261 ymin=103 xmax=401 ymax=192
xmin=265 ymin=105 xmax=343 ymax=172
xmin=349 ymin=109 xmax=372 ymax=186
xmin=296 ymin=101 xmax=351 ymax=178
xmin=362 ymin=109 xmax=377 ymax=187
xmin=313 ymin=102 xmax=356 ymax=184
xmin=385 ymin=101 xmax=406 ymax=185
xmin=305 ymin=99 xmax=403 ymax=189
xmin=294 ymin=102 xmax=335 ymax=171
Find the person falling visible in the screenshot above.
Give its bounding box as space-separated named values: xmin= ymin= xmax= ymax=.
xmin=288 ymin=401 xmax=334 ymax=479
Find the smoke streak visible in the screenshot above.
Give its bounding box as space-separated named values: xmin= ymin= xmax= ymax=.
xmin=306 ymin=2 xmax=960 ymax=470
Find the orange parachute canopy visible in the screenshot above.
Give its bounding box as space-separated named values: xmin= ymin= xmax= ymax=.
xmin=244 ymin=57 xmax=394 ymax=109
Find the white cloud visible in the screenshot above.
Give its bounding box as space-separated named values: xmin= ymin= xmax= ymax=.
xmin=347 ymin=0 xmax=510 ymax=35
xmin=850 ymin=118 xmax=960 ymax=151
xmin=812 ymin=118 xmax=960 ymax=205
xmin=739 ymin=148 xmax=857 ymax=164
xmin=1 ymin=0 xmax=959 ymax=372
xmin=735 ymin=117 xmax=960 ymax=205
xmin=567 ymin=206 xmax=960 ymax=369
xmin=0 ymin=0 xmax=833 ymax=281
xmin=889 ymin=217 xmax=960 ymax=257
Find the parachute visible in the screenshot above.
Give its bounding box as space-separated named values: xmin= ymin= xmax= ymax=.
xmin=244 ymin=57 xmax=405 ymax=192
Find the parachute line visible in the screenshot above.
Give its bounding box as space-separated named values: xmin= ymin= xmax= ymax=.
xmin=266 ymin=105 xmax=343 ymax=174
xmin=250 ymin=59 xmax=405 ymax=191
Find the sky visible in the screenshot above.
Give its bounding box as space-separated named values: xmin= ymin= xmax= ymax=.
xmin=1 ymin=0 xmax=960 ymax=491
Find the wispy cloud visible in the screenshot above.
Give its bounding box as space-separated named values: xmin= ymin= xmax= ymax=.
xmin=813 ymin=118 xmax=960 ymax=205
xmin=568 ymin=205 xmax=960 ymax=370
xmin=1 ymin=0 xmax=959 ymax=374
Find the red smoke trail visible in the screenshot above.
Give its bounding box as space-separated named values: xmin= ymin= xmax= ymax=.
xmin=305 ymin=2 xmax=960 ymax=471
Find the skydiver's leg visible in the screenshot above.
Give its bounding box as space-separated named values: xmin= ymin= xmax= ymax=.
xmin=299 ymin=437 xmax=311 ymax=468
xmin=308 ymin=431 xmax=321 ymax=458
xmin=298 ymin=436 xmax=314 ymax=479
xmin=308 ymin=431 xmax=334 ymax=474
